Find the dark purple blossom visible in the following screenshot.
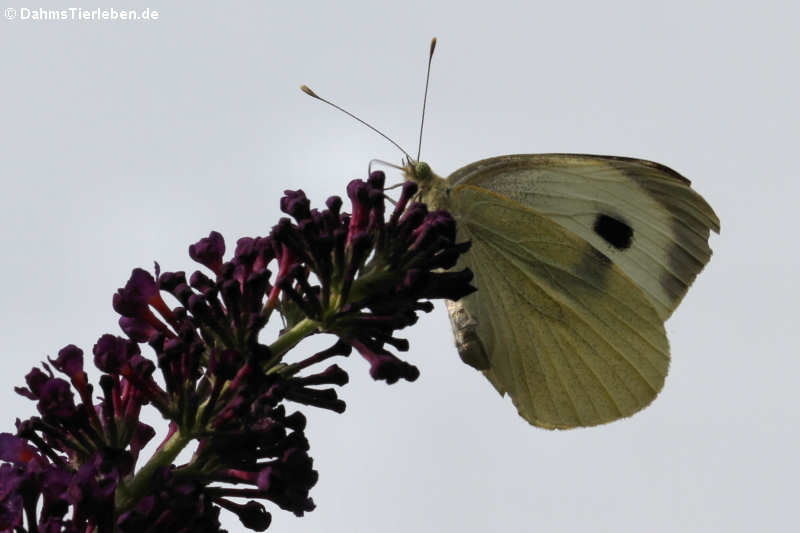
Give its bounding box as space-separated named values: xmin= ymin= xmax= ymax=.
xmin=48 ymin=345 xmax=85 ymax=384
xmin=189 ymin=230 xmax=227 ymax=276
xmin=2 ymin=171 xmax=474 ymax=531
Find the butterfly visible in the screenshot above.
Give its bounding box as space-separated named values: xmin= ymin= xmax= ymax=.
xmin=403 ymin=154 xmax=719 ymax=429
xmin=303 ymin=38 xmax=720 ymax=429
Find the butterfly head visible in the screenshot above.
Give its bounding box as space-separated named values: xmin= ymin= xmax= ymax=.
xmin=402 ymin=159 xmax=448 ymax=209
xmin=403 ymin=159 xmax=433 ymax=185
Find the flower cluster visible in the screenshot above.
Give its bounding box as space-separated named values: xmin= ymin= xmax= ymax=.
xmin=0 ymin=171 xmax=474 ymax=532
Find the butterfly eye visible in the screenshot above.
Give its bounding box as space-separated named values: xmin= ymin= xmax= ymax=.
xmin=593 ymin=213 xmax=634 ymax=250
xmin=414 ymin=162 xmax=432 ymax=182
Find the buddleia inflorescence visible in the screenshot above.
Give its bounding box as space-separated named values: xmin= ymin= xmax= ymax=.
xmin=0 ymin=171 xmax=474 ymax=532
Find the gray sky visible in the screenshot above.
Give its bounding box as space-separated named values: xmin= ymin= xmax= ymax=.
xmin=1 ymin=1 xmax=797 ymax=532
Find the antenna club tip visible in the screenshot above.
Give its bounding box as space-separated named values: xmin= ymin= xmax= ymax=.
xmin=300 ymin=85 xmax=319 ymax=98
xmin=429 ymin=37 xmax=437 ymax=54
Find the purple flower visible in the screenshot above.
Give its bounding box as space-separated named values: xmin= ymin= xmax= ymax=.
xmin=48 ymin=345 xmax=85 ymax=383
xmin=0 ymin=433 xmax=45 ymax=467
xmin=3 ymin=171 xmax=475 ymax=531
xmin=112 ymin=268 xmax=177 ymax=337
xmin=189 ymin=231 xmax=226 ymax=276
xmin=0 ymin=463 xmax=24 ymax=529
xmin=348 ymin=338 xmax=420 ymax=384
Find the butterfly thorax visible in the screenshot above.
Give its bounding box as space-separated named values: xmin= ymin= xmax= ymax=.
xmin=403 ymin=160 xmax=450 ymax=210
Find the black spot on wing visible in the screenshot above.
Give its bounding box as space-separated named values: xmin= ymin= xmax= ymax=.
xmin=593 ymin=214 xmax=633 ymax=250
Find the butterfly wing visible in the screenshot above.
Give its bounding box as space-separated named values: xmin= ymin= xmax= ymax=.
xmin=448 ymin=154 xmax=720 ymax=321
xmin=447 ymin=184 xmax=671 ymax=428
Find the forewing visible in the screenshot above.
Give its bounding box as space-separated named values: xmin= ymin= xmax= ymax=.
xmin=448 ymin=154 xmax=720 ymax=320
xmin=450 ymin=185 xmax=670 ymax=429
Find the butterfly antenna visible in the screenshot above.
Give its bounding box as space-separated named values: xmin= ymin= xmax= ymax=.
xmin=300 ymin=85 xmax=412 ymax=161
xmin=416 ymin=37 xmax=437 ymax=162
xmin=369 ymin=158 xmax=405 ymax=174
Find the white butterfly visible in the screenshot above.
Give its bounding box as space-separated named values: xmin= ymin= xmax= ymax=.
xmin=403 ymin=154 xmax=719 ymax=428
xmin=304 ymin=38 xmax=719 ymax=429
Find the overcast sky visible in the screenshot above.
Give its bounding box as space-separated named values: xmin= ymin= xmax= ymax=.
xmin=1 ymin=1 xmax=797 ymax=532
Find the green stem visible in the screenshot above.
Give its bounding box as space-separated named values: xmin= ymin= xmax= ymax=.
xmin=264 ymin=317 xmax=320 ymax=370
xmin=115 ymin=428 xmax=191 ymax=512
xmin=263 ymin=269 xmax=399 ymax=371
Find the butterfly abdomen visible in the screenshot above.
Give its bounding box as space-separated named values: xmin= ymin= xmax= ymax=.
xmin=445 ymin=299 xmax=490 ymax=370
